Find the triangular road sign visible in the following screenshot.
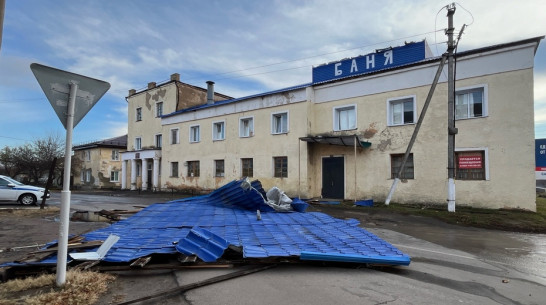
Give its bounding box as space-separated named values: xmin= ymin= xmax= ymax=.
xmin=30 ymin=63 xmax=110 ymax=129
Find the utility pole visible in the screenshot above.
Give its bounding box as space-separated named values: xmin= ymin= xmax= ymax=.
xmin=446 ymin=4 xmax=457 ymax=212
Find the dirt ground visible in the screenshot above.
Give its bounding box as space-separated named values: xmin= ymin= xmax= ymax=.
xmin=0 ymin=207 xmax=109 ymax=270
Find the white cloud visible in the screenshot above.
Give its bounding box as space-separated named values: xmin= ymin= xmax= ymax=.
xmin=2 ymin=0 xmax=546 ymax=147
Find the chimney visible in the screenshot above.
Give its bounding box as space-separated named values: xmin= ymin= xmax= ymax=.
xmin=128 ymin=89 xmax=136 ymax=96
xmin=170 ymin=73 xmax=180 ymax=81
xmin=206 ymin=81 xmax=215 ymax=105
xmin=148 ymin=82 xmax=156 ymax=89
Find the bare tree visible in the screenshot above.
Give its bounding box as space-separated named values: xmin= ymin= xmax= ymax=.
xmin=0 ymin=134 xmax=65 ymax=184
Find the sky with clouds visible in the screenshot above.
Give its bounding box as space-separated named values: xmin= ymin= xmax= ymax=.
xmin=0 ymin=0 xmax=545 ymax=148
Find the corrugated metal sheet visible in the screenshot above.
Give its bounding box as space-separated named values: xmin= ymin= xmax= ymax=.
xmin=1 ymin=179 xmax=410 ymax=267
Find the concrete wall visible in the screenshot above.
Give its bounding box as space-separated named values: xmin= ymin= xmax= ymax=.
xmin=74 ymin=148 xmax=123 ymax=189
xmin=128 ymin=82 xmax=178 ymax=151
xmin=161 ymin=89 xmax=309 ymax=196
xmin=305 ymin=42 xmax=537 ymax=210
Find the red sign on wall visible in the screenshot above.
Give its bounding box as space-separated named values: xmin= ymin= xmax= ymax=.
xmin=459 ymin=155 xmax=482 ymax=169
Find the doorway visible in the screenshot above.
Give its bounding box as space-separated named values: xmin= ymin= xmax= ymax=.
xmin=322 ymin=156 xmax=344 ymax=199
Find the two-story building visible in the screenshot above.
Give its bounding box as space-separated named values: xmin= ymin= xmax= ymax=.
xmin=122 ymin=36 xmax=542 ymax=211
xmin=121 ymin=74 xmax=232 ymax=191
xmin=73 ymin=135 xmax=127 ymax=189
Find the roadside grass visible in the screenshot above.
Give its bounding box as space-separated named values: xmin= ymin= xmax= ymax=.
xmin=0 ymin=270 xmax=115 ymax=305
xmin=0 ymin=206 xmax=60 ymax=217
xmin=337 ymin=196 xmax=546 ymax=233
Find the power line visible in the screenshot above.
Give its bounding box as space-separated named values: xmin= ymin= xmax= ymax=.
xmin=126 ymin=29 xmax=445 ymax=90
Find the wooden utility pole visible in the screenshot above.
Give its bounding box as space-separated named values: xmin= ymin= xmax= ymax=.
xmin=40 ymin=157 xmax=57 ymax=209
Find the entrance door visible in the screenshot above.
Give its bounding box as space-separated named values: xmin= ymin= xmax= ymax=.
xmin=322 ymin=157 xmax=344 ymax=199
xmin=147 ymin=163 xmax=153 ymax=188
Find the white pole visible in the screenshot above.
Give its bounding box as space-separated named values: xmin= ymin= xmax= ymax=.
xmin=56 ymin=81 xmax=77 ymax=287
xmin=448 ymin=178 xmax=456 ymax=212
xmin=385 ymin=178 xmax=400 ymax=205
xmin=354 ymin=136 xmax=357 ymax=203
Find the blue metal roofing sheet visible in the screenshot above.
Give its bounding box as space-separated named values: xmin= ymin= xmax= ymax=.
xmin=0 ymin=179 xmax=410 ymax=267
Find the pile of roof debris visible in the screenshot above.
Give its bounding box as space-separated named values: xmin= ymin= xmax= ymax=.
xmin=1 ymin=178 xmax=410 ymax=279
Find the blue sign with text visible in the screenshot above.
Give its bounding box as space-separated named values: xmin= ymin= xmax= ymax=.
xmin=312 ymin=41 xmax=427 ymax=84
xmin=535 ymin=139 xmax=546 ymax=170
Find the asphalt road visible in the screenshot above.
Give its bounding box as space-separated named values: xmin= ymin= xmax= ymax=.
xmin=3 ymin=192 xmax=545 ymax=304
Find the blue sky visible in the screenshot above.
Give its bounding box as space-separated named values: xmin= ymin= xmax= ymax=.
xmin=1 ymin=0 xmax=545 ymax=148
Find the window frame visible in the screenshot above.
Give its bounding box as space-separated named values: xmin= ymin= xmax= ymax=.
xmin=390 ymin=153 xmax=414 ymax=180
xmin=214 ymin=159 xmax=225 ymax=177
xmin=187 ymin=161 xmax=200 ymax=177
xmin=111 ymin=149 xmax=119 ymax=161
xmin=241 ymin=158 xmax=253 ymax=177
xmin=170 ymin=128 xmax=179 ymax=145
xmin=85 ymin=169 xmax=91 ymax=183
xmin=136 ymin=107 xmax=142 ymax=121
xmin=84 ymin=150 xmax=91 ymax=161
xmin=239 ymin=116 xmax=254 ymax=138
xmin=333 ymin=104 xmax=357 ymax=131
xmin=271 ymin=111 xmax=289 ymax=135
xmin=455 ymin=147 xmax=489 ymax=181
xmin=110 ymin=171 xmax=119 ymax=182
xmin=387 ymin=95 xmax=417 ymax=126
xmin=171 ymin=162 xmax=179 ymax=177
xmin=189 ymin=125 xmax=200 ymax=143
xmin=212 ymin=120 xmax=226 ymax=141
xmin=273 ymin=156 xmax=288 ymax=178
xmin=455 ymin=84 xmax=488 ymax=120
xmin=155 ymin=102 xmax=163 ymax=117
xmin=135 ymin=137 xmax=142 ymax=151
xmin=155 ymin=134 xmax=162 ymax=148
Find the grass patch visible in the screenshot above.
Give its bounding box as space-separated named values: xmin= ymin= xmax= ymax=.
xmin=0 ymin=270 xmax=115 ymax=305
xmin=336 ymin=196 xmax=546 ymax=233
xmin=0 ymin=206 xmax=60 ymax=217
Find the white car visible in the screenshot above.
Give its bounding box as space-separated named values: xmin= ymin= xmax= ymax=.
xmin=0 ymin=175 xmax=50 ymax=205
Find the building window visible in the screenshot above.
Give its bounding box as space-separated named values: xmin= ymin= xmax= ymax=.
xmin=83 ymin=150 xmax=91 ymax=161
xmin=135 ymin=137 xmax=142 ymax=150
xmin=456 ymin=85 xmax=486 ymax=120
xmin=156 ymin=102 xmax=163 ymax=117
xmin=190 ymin=125 xmax=200 ymax=143
xmin=241 ymin=158 xmax=253 ymax=177
xmin=111 ymin=149 xmax=119 ymax=161
xmin=80 ymin=169 xmax=85 ymax=181
xmin=187 ymin=161 xmax=200 ymax=177
xmin=85 ymin=169 xmax=91 ymax=183
xmin=456 ymin=150 xmax=487 ymax=180
xmin=171 ymin=128 xmax=179 ymax=144
xmin=155 ymin=134 xmax=162 ymax=148
xmin=215 ymin=160 xmax=225 ymax=177
xmin=391 ymin=154 xmax=414 ymax=179
xmin=388 ymin=96 xmax=416 ymax=126
xmin=136 ymin=163 xmax=141 ymax=177
xmin=271 ymin=111 xmax=289 ymax=134
xmin=333 ymin=105 xmax=356 ymax=131
xmin=273 ymin=156 xmax=288 ymax=178
xmin=110 ymin=171 xmax=119 ymax=182
xmin=213 ymin=121 xmax=225 ymax=141
xmin=171 ymin=162 xmax=179 ymax=177
xmin=239 ymin=117 xmax=254 ymax=138
xmin=136 ymin=107 xmax=142 ymax=121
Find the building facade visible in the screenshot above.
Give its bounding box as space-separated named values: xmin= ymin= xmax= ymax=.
xmin=72 ymin=135 xmax=127 ymax=189
xmin=121 ymin=73 xmax=232 ymax=191
xmin=123 ymin=37 xmax=542 ymax=211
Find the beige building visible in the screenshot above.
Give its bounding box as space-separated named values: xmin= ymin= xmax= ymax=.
xmin=123 ymin=36 xmax=542 ymax=211
xmin=121 ymin=74 xmax=231 ymax=191
xmin=73 ymin=135 xmax=127 ymax=189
